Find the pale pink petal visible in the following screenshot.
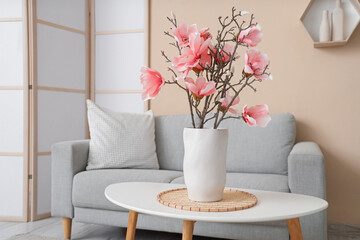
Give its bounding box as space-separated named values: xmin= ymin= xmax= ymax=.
xmin=199 ymin=81 xmax=215 ymax=96
xmin=189 ymin=33 xmax=201 ymax=54
xmin=228 ymin=108 xmax=240 ymax=115
xmin=199 ymin=38 xmax=211 ymax=54
xmin=142 ymin=92 xmax=150 ymax=101
xmin=221 ymin=91 xmax=239 ymax=108
xmin=172 ymin=28 xmax=180 ymax=43
xmin=195 ymin=76 xmax=206 ymax=89
xmin=231 ymin=96 xmax=240 ymax=106
xmin=256 ymin=114 xmax=271 ymax=127
xmin=223 ymin=92 xmax=232 ymax=106
xmin=188 ymin=57 xmax=200 ymax=69
xmin=244 ymin=51 xmax=249 ymax=64
xmin=188 ymin=24 xmax=199 ymax=35
xmin=172 ymin=55 xmax=187 ymax=71
xmin=141 ymin=66 xmax=158 ymax=76
xmin=179 ymin=68 xmax=191 ymax=79
xmin=184 ymin=78 xmax=199 ymax=95
xmin=195 ymin=52 xmax=211 ymax=70
xmin=148 ymin=85 xmax=161 ymax=98
xmin=244 ymin=64 xmax=254 ymax=74
xmin=242 ymin=105 xmax=248 ymax=113
xmin=184 ymin=77 xmax=195 ymax=85
xmin=248 ymin=104 xmax=269 ymax=117
xmin=177 ymin=22 xmax=188 ymax=36
xmin=246 ymin=116 xmax=257 ymax=126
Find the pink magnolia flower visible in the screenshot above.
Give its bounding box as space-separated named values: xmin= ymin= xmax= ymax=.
xmin=172 ymin=23 xmax=198 ymax=47
xmin=219 ymin=92 xmax=240 ymax=115
xmin=242 ymin=104 xmax=271 ymax=127
xmin=185 ymin=76 xmax=216 ymax=101
xmin=172 ymin=33 xmax=211 ymax=78
xmin=211 ymin=43 xmax=238 ymax=64
xmin=243 ymin=48 xmax=270 ymax=80
xmin=237 ymin=25 xmax=262 ymax=47
xmin=140 ymin=66 xmax=165 ymax=101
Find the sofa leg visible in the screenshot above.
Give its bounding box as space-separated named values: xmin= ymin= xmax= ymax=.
xmin=62 ymin=217 xmax=72 ymax=239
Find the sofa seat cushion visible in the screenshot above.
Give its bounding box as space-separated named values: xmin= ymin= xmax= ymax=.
xmin=171 ymin=172 xmax=289 ymax=192
xmin=72 ymin=169 xmax=183 ymax=211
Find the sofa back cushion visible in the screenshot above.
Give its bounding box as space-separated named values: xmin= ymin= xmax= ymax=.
xmin=155 ymin=113 xmax=295 ymax=174
xmin=155 ymin=114 xmax=198 ymax=171
xmin=206 ymin=113 xmax=296 ymax=175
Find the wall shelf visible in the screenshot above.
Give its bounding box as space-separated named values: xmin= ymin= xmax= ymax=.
xmin=314 ymin=40 xmax=347 ymax=47
xmin=300 ymin=0 xmax=360 ymax=48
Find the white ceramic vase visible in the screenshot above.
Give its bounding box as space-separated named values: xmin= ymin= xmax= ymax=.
xmin=319 ymin=10 xmax=331 ymax=42
xmin=332 ymin=0 xmax=344 ymax=41
xmin=183 ymin=128 xmax=229 ymax=202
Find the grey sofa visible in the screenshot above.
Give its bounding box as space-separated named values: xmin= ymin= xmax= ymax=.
xmin=51 ymin=113 xmax=327 ymax=240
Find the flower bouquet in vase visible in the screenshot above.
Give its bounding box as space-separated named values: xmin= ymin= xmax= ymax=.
xmin=140 ymin=8 xmax=272 ymax=202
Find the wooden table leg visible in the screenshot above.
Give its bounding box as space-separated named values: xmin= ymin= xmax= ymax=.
xmin=182 ymin=220 xmax=195 ymax=240
xmin=126 ymin=211 xmax=138 ymax=240
xmin=62 ymin=217 xmax=72 ymax=239
xmin=287 ymin=218 xmax=303 ymax=240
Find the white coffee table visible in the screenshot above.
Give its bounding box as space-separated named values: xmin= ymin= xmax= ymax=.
xmin=105 ymin=182 xmax=328 ymax=240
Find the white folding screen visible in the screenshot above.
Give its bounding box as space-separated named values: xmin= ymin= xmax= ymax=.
xmin=92 ymin=0 xmax=148 ymax=112
xmin=0 ymin=0 xmax=148 ymax=222
xmin=32 ymin=0 xmax=88 ymax=220
xmin=0 ymin=0 xmax=28 ymax=221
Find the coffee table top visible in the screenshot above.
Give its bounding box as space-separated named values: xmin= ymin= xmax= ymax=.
xmin=105 ymin=182 xmax=328 ymax=223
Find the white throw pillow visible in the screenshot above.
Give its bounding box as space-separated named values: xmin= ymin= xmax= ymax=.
xmin=86 ymin=100 xmax=159 ymax=170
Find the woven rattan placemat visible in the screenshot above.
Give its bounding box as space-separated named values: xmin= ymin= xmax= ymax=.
xmin=157 ymin=188 xmax=257 ymax=212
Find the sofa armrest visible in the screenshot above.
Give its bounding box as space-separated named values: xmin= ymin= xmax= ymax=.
xmin=51 ymin=140 xmax=89 ymax=218
xmin=288 ymin=142 xmax=327 ymax=239
xmin=288 ymin=142 xmax=326 ymax=199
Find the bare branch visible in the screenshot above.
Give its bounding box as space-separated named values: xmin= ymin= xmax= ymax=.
xmin=161 ymin=51 xmax=171 ymax=63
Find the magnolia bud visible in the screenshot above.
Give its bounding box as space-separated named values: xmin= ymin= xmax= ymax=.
xmin=226 ymin=70 xmax=231 ymax=76
xmin=241 ymin=11 xmax=250 ymax=16
xmin=269 ymin=74 xmax=274 ymax=80
xmin=231 ymin=66 xmax=235 ymax=74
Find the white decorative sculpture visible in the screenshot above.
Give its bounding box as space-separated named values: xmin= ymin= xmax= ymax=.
xmin=332 ymin=0 xmax=344 ymax=41
xmin=319 ymin=10 xmax=331 ymax=42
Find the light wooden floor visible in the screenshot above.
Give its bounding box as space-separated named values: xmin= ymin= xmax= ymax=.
xmin=0 ymin=217 xmax=219 ymax=240
xmin=0 ymin=217 xmax=359 ymax=240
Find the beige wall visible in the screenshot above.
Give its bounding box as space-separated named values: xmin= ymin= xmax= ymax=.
xmin=149 ymin=0 xmax=360 ymax=225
